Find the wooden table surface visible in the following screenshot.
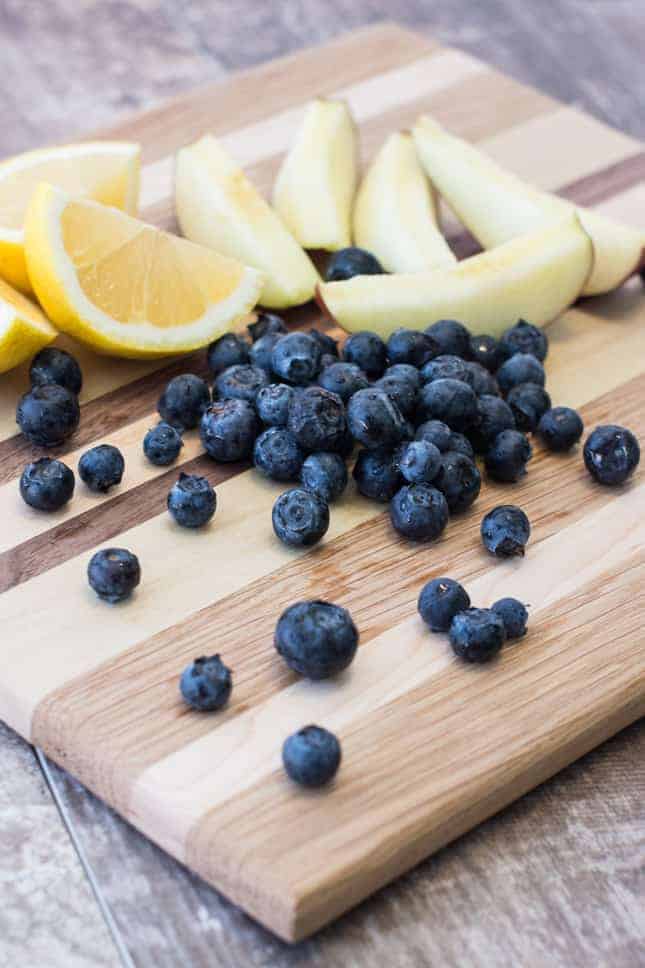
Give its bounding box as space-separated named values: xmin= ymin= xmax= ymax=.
xmin=1 ymin=3 xmax=644 ymax=966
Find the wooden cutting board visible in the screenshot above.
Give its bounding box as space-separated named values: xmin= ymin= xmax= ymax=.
xmin=0 ymin=23 xmax=644 ymax=944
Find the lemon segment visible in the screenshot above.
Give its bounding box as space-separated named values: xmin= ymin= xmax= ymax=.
xmin=0 ymin=277 xmax=57 ymax=373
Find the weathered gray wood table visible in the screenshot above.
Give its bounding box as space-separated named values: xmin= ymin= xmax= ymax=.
xmin=1 ymin=3 xmax=644 ymax=966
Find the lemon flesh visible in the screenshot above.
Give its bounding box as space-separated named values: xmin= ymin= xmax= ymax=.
xmin=0 ymin=277 xmax=57 ymax=373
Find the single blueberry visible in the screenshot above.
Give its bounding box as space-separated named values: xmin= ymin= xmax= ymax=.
xmin=272 ymin=488 xmax=329 ymax=547
xmin=207 ymin=333 xmax=250 ymax=375
xmin=157 ymin=373 xmax=210 ymax=430
xmin=78 ymin=444 xmax=124 ymax=493
xmin=398 ymin=439 xmax=441 ymax=484
xmin=481 ymin=505 xmax=531 ymax=558
xmin=537 ymin=406 xmax=584 ymax=452
xmin=318 ymin=361 xmax=369 ymax=403
xmin=16 ymin=384 xmax=80 ymax=447
xmin=496 ymin=353 xmax=545 ymax=395
xmin=180 ymin=654 xmax=232 ymax=711
xmin=215 ymin=364 xmax=269 ymax=404
xmin=414 ymin=419 xmax=452 ymax=452
xmin=325 ymin=246 xmax=383 ymax=281
xmin=167 ymin=472 xmax=216 ymax=528
xmin=347 ymin=387 xmax=406 ymax=450
xmin=469 ymin=395 xmax=516 ymax=454
xmin=271 ymin=332 xmax=322 ymax=385
xmin=390 ymin=483 xmax=449 ymax=542
xmin=300 ymin=452 xmax=348 ymax=503
xmin=499 ymin=319 xmax=548 ymax=362
xmin=200 ymin=399 xmax=259 ymax=462
xmin=384 ymin=363 xmax=421 ymax=389
xmin=583 ymin=424 xmax=640 ymax=485
xmin=282 ymin=725 xmax=342 ymax=787
xmin=506 ymin=382 xmax=551 ymax=433
xmin=447 ymin=432 xmax=475 ymax=460
xmin=248 ymin=312 xmax=287 ymax=341
xmin=374 ymin=374 xmax=417 ymax=418
xmin=425 ymin=319 xmax=471 ymax=358
xmin=287 ymin=386 xmax=347 ymax=452
xmin=434 ymin=450 xmax=481 ymax=513
xmin=275 ymin=599 xmax=359 ymax=678
xmin=485 ymin=429 xmax=532 ymax=483
xmin=468 ymin=334 xmax=502 ymax=372
xmin=87 ymin=548 xmax=140 ymax=603
xmin=418 ymin=378 xmax=478 ymax=432
xmin=308 ymin=328 xmax=339 ymax=358
xmin=342 ymin=331 xmax=387 ymax=379
xmin=353 ymin=447 xmax=402 ymax=502
xmin=20 ymin=457 xmax=74 ymax=511
xmin=465 ymin=361 xmax=500 ymax=397
xmin=420 ymin=354 xmax=469 ymax=386
xmin=143 ymin=422 xmax=183 ymax=466
xmin=253 ymin=427 xmax=304 ymax=481
xmin=418 ymin=577 xmax=470 ymax=632
xmin=256 ymin=383 xmax=295 ymax=427
xmin=30 ymin=347 xmax=83 ymax=394
xmin=449 ymin=608 xmax=506 ymax=663
xmin=386 ymin=328 xmax=439 ymax=368
xmin=492 ymin=598 xmax=529 ymax=639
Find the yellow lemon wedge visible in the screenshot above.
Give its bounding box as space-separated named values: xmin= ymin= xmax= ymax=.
xmin=0 ymin=277 xmax=57 ymax=373
xmin=24 ymin=184 xmax=264 ymax=358
xmin=0 ymin=141 xmax=141 ymax=294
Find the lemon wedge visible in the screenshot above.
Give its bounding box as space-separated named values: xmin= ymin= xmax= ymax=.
xmin=24 ymin=184 xmax=264 ymax=358
xmin=0 ymin=141 xmax=140 ymax=294
xmin=0 ymin=277 xmax=57 ymax=373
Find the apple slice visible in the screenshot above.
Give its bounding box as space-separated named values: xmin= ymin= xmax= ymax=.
xmin=353 ymin=132 xmax=456 ymax=273
xmin=272 ymin=98 xmax=357 ymax=251
xmin=175 ymin=135 xmax=319 ymax=309
xmin=412 ymin=116 xmax=645 ymax=296
xmin=317 ymin=214 xmax=592 ymax=337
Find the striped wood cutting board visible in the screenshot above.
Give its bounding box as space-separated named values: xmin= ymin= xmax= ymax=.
xmin=0 ymin=24 xmax=644 ymax=943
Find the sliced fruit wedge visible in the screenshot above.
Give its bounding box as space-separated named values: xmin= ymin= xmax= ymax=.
xmin=0 ymin=277 xmax=57 ymax=374
xmin=24 ymin=184 xmax=263 ymax=359
xmin=272 ymin=98 xmax=357 ymax=251
xmin=413 ymin=116 xmax=645 ymax=296
xmin=317 ymin=214 xmax=592 ymax=337
xmin=175 ymin=135 xmax=319 ymax=309
xmin=354 ymin=132 xmax=456 ymax=273
xmin=0 ymin=141 xmax=140 ymax=294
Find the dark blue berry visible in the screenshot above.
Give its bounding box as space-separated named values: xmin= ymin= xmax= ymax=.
xmin=271 ymin=332 xmax=322 ymax=385
xmin=87 ymin=548 xmax=140 ymax=603
xmin=167 ymin=472 xmax=216 ymax=528
xmin=465 ymin=361 xmax=499 ymax=397
xmin=180 ymin=654 xmax=232 ymax=711
xmin=390 ymin=483 xmax=449 ymax=542
xmin=425 ymin=319 xmax=471 ymax=358
xmin=537 ymin=406 xmax=584 ymax=452
xmin=308 ymin=328 xmax=339 ymax=358
xmin=386 ymin=328 xmax=439 ymax=368
xmin=384 ymin=363 xmax=421 ymax=389
xmin=415 ymin=419 xmax=451 ymax=452
xmin=253 ymin=427 xmax=304 ymax=481
xmin=20 ymin=457 xmax=74 ymax=511
xmin=398 ymin=439 xmax=441 ymax=484
xmin=420 ymin=354 xmax=469 ymax=385
xmin=256 ymin=383 xmax=295 ymax=427
xmin=272 ymin=488 xmax=329 ymax=547
xmin=282 ymin=725 xmax=341 ymax=787
xmin=374 ymin=374 xmax=417 ymax=418
xmin=78 ymin=444 xmax=124 ymax=493
xmin=583 ymin=424 xmax=640 ymax=485
xmin=30 ymin=347 xmax=82 ymax=394
xmin=249 ymin=331 xmax=282 ymax=374
xmin=143 ymin=422 xmax=183 ymax=466
xmin=287 ymin=386 xmax=347 ymax=452
xmin=491 ymin=598 xmax=528 ymax=639
xmin=275 ymin=599 xmax=359 ymax=679
xmin=347 ymin=387 xmax=405 ymax=449
xmin=248 ymin=312 xmax=287 ymax=341
xmin=418 ymin=378 xmax=477 ymax=432
xmin=434 ymin=450 xmax=481 ymax=513
xmin=496 ymin=353 xmax=545 ymax=395
xmin=418 ymin=577 xmax=470 ymax=632
xmin=353 ymin=447 xmax=402 ymax=502
xmin=342 ymin=331 xmax=387 ymax=379
xmin=447 ymin=432 xmax=475 ymax=460
xmin=300 ymin=452 xmax=348 ymax=503
xmin=499 ymin=319 xmax=548 ymax=362
xmin=325 ymin=246 xmax=383 ymax=281
xmin=481 ymin=504 xmax=531 ymax=558
xmin=200 ymin=399 xmax=259 ymax=462
xmin=468 ymin=334 xmax=502 ymax=372
xmin=157 ymin=374 xmax=210 ymax=430
xmin=318 ymin=361 xmax=368 ymax=403
xmin=449 ymin=608 xmax=505 ymax=663
xmin=506 ymin=383 xmax=551 ymax=432
xmin=16 ymin=384 xmax=80 ymax=447
xmin=469 ymin=395 xmax=516 ymax=454
xmin=215 ymin=364 xmax=269 ymax=404
xmin=207 ymin=333 xmax=250 ymax=375
xmin=485 ymin=430 xmax=532 ymax=482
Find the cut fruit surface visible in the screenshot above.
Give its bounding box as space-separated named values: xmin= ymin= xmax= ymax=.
xmin=0 ymin=141 xmax=140 ymax=294
xmin=412 ymin=116 xmax=645 ymax=295
xmin=24 ymin=184 xmax=263 ymax=359
xmin=175 ymin=136 xmax=319 ymax=309
xmin=354 ymin=132 xmax=456 ymax=273
xmin=317 ymin=214 xmax=592 ymax=337
xmin=272 ymin=98 xmax=358 ymax=252
xmin=0 ymin=277 xmax=57 ymax=374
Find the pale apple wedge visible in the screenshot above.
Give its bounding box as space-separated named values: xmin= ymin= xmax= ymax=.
xmin=354 ymin=132 xmax=456 ymax=273
xmin=412 ymin=116 xmax=645 ymax=296
xmin=175 ymin=135 xmax=319 ymax=309
xmin=272 ymin=98 xmax=357 ymax=251
xmin=317 ymin=215 xmax=592 ymax=337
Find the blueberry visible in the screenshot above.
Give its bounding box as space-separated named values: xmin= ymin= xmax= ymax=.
xmin=143 ymin=422 xmax=183 ymax=466
xmin=167 ymin=472 xmax=216 ymax=528
xmin=342 ymin=331 xmax=387 ymax=379
xmin=353 ymin=447 xmax=402 ymax=502
xmin=468 ymin=334 xmax=502 ymax=372
xmin=282 ymin=725 xmax=341 ymax=787
xmin=583 ymin=424 xmax=640 ymax=485
xmin=180 ymin=654 xmax=232 ymax=711
xmin=506 ymin=383 xmax=551 ymax=433
xmin=374 ymin=374 xmax=417 ymax=418
xmin=253 ymin=427 xmax=304 ymax=481
xmin=496 ymin=353 xmax=545 ymax=395
xmin=271 ymin=332 xmax=322 ymax=385
xmin=481 ymin=505 xmax=531 ymax=558
xmin=425 ymin=319 xmax=471 ymax=358
xmin=215 ymin=364 xmax=269 ymax=404
xmin=434 ymin=450 xmax=481 ymax=513
xmin=287 ymin=386 xmax=347 ymax=452
xmin=325 ymin=246 xmax=383 ymax=282
xmin=485 ymin=429 xmax=532 ymax=483
xmin=87 ymin=548 xmax=140 ymax=603
xmin=248 ymin=312 xmax=287 ymax=341
xmin=274 ymin=599 xmax=359 ymax=678
xmin=308 ymin=328 xmax=339 ymax=358
xmin=418 ymin=577 xmax=470 ymax=632
xmin=30 ymin=347 xmax=82 ymax=395
xmin=207 ymin=333 xmax=250 ymax=375
xmin=16 ymin=384 xmax=80 ymax=447
xmin=20 ymin=457 xmax=74 ymax=511
xmin=256 ymin=383 xmax=295 ymax=427
xmin=390 ymin=483 xmax=449 ymax=542
xmin=248 ymin=331 xmax=282 ymax=374
xmin=398 ymin=439 xmax=441 ymax=484
xmin=386 ymin=328 xmax=439 ymax=368
xmin=300 ymin=452 xmax=348 ymax=503
xmin=491 ymin=598 xmax=528 ymax=639
xmin=78 ymin=444 xmax=124 ymax=493
xmin=318 ymin=361 xmax=368 ymax=403
xmin=537 ymin=406 xmax=584 ymax=452
xmin=499 ymin=319 xmax=548 ymax=362
xmin=157 ymin=374 xmax=210 ymax=430
xmin=384 ymin=363 xmax=421 ymax=389
xmin=420 ymin=354 xmax=469 ymax=385
xmin=446 ymin=432 xmax=475 ymax=460
xmin=418 ymin=378 xmax=477 ymax=432
xmin=272 ymin=488 xmax=329 ymax=547
xmin=200 ymin=399 xmax=259 ymax=462
xmin=449 ymin=608 xmax=506 ymax=663
xmin=465 ymin=361 xmax=500 ymax=397
xmin=347 ymin=387 xmax=406 ymax=450
xmin=414 ymin=419 xmax=452 ymax=452
xmin=469 ymin=395 xmax=516 ymax=454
